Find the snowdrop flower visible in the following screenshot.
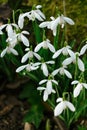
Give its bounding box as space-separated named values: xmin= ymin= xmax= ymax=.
xmin=34 ymin=39 xmax=55 ymax=53
xmin=37 ymin=77 xmax=57 ymax=101
xmin=1 ymin=43 xmax=18 ymax=57
xmin=21 ymin=47 xmax=41 ymax=63
xmin=53 ymin=14 xmax=74 ymax=28
xmin=40 ymin=15 xmax=74 ymax=36
xmin=39 ymin=16 xmax=57 ymax=36
xmin=16 ymin=62 xmax=39 ymax=73
xmin=80 ymin=43 xmax=87 ymax=55
xmin=6 ymin=31 xmax=17 ymax=46
xmin=53 ymin=45 xmax=74 ymax=59
xmin=54 ymin=98 xmax=75 ymax=116
xmin=18 ymin=5 xmax=45 ymax=29
xmin=39 ymin=78 xmax=58 ymax=94
xmin=17 ymin=31 xmax=29 ymax=47
xmin=0 ymin=23 xmax=18 ymax=34
xmin=71 ymin=80 xmax=87 ymax=97
xmin=37 ymin=86 xmax=56 ymax=101
xmin=52 ymin=65 xmax=72 ymax=79
xmin=34 ymin=60 xmax=55 ymax=76
xmin=28 ymin=7 xmax=45 ymax=21
xmin=63 ymin=52 xmax=85 ymax=72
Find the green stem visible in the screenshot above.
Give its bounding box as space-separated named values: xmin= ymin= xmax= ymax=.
xmin=48 ymin=99 xmax=55 ymax=109
xmin=53 ymin=25 xmax=60 ymax=50
xmin=32 ymin=20 xmax=42 ymax=44
xmin=45 ymin=119 xmax=51 ymax=130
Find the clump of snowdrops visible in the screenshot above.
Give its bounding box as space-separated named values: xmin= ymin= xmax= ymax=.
xmin=0 ymin=5 xmax=87 ymax=129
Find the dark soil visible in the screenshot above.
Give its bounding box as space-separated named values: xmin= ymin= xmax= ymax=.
xmin=0 ymin=88 xmax=25 ymax=130
xmin=0 ymin=80 xmax=87 ymax=130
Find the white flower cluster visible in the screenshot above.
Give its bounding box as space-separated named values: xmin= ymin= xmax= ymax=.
xmin=0 ymin=5 xmax=87 ymax=117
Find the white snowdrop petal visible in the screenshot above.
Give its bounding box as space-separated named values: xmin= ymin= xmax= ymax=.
xmin=21 ymin=34 xmax=29 ymax=47
xmin=52 ymin=69 xmax=59 ymax=76
xmin=62 ymin=57 xmax=72 ymax=66
xmin=43 ymin=90 xmax=48 ymax=101
xmin=46 ymin=61 xmax=55 ymax=64
xmin=52 ymin=89 xmax=56 ymax=93
xmin=56 ymin=98 xmax=63 ymax=103
xmin=80 ymin=44 xmax=87 ymax=55
xmin=36 ymin=5 xmax=42 ymax=9
xmin=33 ymin=62 xmax=41 ymax=66
xmin=22 ymin=31 xmax=29 ymax=35
xmin=34 ymin=11 xmax=43 ymax=21
xmin=52 ymin=26 xmax=57 ymax=36
xmin=47 ymin=42 xmax=55 ymax=53
xmin=39 ymin=22 xmax=50 ymax=28
xmin=77 ymin=58 xmax=85 ymax=72
xmin=36 ymin=10 xmax=45 ymax=19
xmin=16 ymin=65 xmax=27 ymax=72
xmin=71 ymin=80 xmax=79 ymax=85
xmin=11 ymin=23 xmax=19 ymax=29
xmin=41 ymin=63 xmax=48 ymax=76
xmin=10 ymin=48 xmax=18 ymax=55
xmin=21 ymin=52 xmax=29 ymax=63
xmin=1 ymin=48 xmax=8 ymax=57
xmin=82 ymin=83 xmax=87 ymax=89
xmin=30 ymin=66 xmax=39 ymax=70
xmin=39 ymin=79 xmax=47 ymax=85
xmin=52 ymin=49 xmax=63 ymax=59
xmin=64 ymin=69 xmax=72 ymax=79
xmin=33 ymin=52 xmax=41 ymax=60
xmin=68 ymin=49 xmax=75 ymax=58
xmin=18 ymin=14 xmax=24 ymax=29
xmin=46 ymin=80 xmax=52 ymax=94
xmin=73 ymin=84 xmax=82 ymax=97
xmin=37 ymin=87 xmax=45 ymax=90
xmin=34 ymin=42 xmax=43 ymax=52
xmin=6 ymin=25 xmax=14 ymax=37
xmin=54 ymin=102 xmax=64 ymax=116
xmin=63 ymin=17 xmax=75 ymax=25
xmin=52 ymin=80 xmax=58 ymax=85
xmin=65 ymin=101 xmax=75 ymax=112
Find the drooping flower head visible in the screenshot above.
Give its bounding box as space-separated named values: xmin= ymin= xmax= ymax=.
xmin=54 ymin=97 xmax=75 ymax=116
xmin=71 ymin=80 xmax=87 ymax=97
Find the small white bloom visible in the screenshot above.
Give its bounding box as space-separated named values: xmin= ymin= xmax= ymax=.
xmin=37 ymin=77 xmax=57 ymax=101
xmin=0 ymin=23 xmax=18 ymax=35
xmin=63 ymin=52 xmax=85 ymax=72
xmin=21 ymin=48 xmax=41 ymax=63
xmin=17 ymin=31 xmax=29 ymax=47
xmin=18 ymin=6 xmax=45 ymax=29
xmin=39 ymin=15 xmax=74 ymax=36
xmin=37 ymin=86 xmax=55 ymax=101
xmin=54 ymin=98 xmax=75 ymax=116
xmin=55 ymin=14 xmax=75 ymax=28
xmin=28 ymin=8 xmax=45 ymax=21
xmin=52 ymin=65 xmax=72 ymax=79
xmin=1 ymin=45 xmax=18 ymax=57
xmin=34 ymin=39 xmax=55 ymax=53
xmin=6 ymin=31 xmax=17 ymax=46
xmin=53 ymin=45 xmax=74 ymax=58
xmin=16 ymin=62 xmax=38 ymax=73
xmin=39 ymin=78 xmax=58 ymax=94
xmin=71 ymin=80 xmax=87 ymax=97
xmin=34 ymin=60 xmax=55 ymax=76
